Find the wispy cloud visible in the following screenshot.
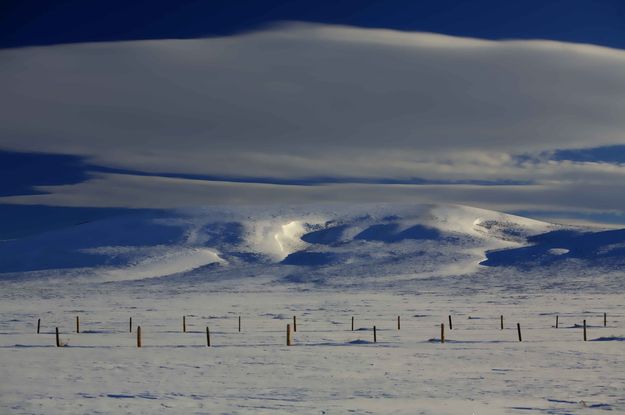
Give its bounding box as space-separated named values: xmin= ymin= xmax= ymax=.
xmin=2 ymin=172 xmax=625 ymax=217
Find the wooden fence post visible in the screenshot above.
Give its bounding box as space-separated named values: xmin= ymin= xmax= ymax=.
xmin=583 ymin=319 xmax=587 ymax=341
xmin=129 ymin=317 xmax=132 ymax=333
xmin=351 ymin=316 xmax=354 ymax=331
xmin=448 ymin=315 xmax=453 ymax=330
xmin=517 ymin=323 xmax=522 ymax=342
xmin=555 ymin=315 xmax=559 ymax=328
xmin=238 ymin=316 xmax=241 ymax=332
xmin=441 ymin=323 xmax=445 ymax=343
xmin=183 ymin=316 xmax=186 ymax=333
xmin=206 ymin=327 xmax=210 ymax=347
xmin=76 ymin=316 xmax=80 ymax=333
xmin=137 ymin=326 xmax=142 ymax=348
xmin=373 ymin=326 xmax=377 ymax=343
xmin=397 ymin=316 xmax=401 ymax=330
xmin=500 ymin=315 xmax=503 ymax=330
xmin=293 ymin=316 xmax=297 ymax=332
xmin=286 ymin=323 xmax=291 ymax=346
xmin=604 ymin=312 xmax=607 ymax=327
xmin=55 ymin=327 xmax=60 ymax=347
xmin=37 ymin=318 xmax=41 ymax=334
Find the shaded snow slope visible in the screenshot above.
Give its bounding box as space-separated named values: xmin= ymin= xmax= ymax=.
xmin=2 ymin=203 xmax=619 ymax=281
xmin=482 ymin=228 xmax=625 ymax=267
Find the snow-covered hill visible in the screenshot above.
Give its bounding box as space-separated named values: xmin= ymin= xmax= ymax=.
xmin=6 ymin=203 xmax=619 ymax=282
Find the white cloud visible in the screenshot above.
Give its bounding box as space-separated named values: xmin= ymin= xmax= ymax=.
xmin=1 ymin=23 xmax=625 ymax=214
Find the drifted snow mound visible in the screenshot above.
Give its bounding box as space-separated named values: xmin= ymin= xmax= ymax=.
xmin=2 ymin=203 xmax=616 ymax=280
xmin=95 ymin=247 xmax=226 ymax=282
xmin=242 ymin=219 xmax=309 ymax=261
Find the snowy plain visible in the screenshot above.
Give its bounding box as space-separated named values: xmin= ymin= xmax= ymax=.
xmin=0 ymin=204 xmax=624 ymax=414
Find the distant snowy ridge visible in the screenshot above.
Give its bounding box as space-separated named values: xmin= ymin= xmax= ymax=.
xmin=1 ymin=203 xmax=622 ymax=281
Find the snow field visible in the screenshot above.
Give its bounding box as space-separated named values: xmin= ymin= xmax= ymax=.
xmin=1 ymin=285 xmax=624 ymax=414
xmin=1 ymin=204 xmax=624 ymax=414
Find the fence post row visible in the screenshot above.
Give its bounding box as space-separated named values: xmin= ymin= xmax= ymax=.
xmin=37 ymin=311 xmax=618 ymax=348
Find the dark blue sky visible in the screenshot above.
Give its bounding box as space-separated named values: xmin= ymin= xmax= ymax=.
xmin=2 ymin=0 xmax=625 ymax=49
xmin=1 ymin=0 xmax=625 ymax=235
